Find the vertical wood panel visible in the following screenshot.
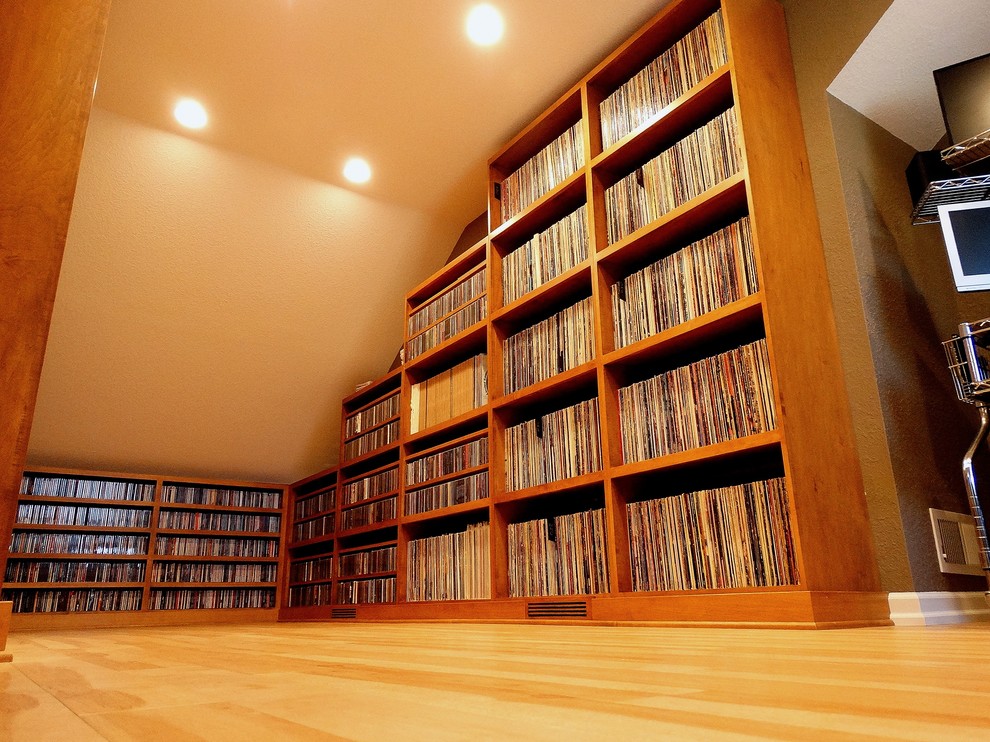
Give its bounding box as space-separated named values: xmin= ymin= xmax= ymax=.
xmin=0 ymin=1 xmax=111 ymax=597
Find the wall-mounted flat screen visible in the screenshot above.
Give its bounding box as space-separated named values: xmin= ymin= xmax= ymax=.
xmin=938 ymin=200 xmax=990 ymax=292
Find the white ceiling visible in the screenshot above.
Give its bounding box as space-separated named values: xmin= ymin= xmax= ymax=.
xmin=29 ymin=0 xmax=669 ymax=484
xmin=828 ymin=0 xmax=990 ymax=151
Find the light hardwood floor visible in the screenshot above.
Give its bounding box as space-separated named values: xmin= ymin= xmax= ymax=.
xmin=2 ymin=621 xmax=989 ymax=740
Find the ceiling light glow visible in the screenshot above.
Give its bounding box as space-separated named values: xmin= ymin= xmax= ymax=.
xmin=343 ymin=157 xmax=372 ymax=184
xmin=466 ymin=4 xmax=504 ymax=46
xmin=174 ymin=98 xmax=208 ymax=129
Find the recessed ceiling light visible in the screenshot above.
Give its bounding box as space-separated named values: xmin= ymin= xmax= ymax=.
xmin=343 ymin=157 xmax=372 ymax=184
xmin=174 ymin=98 xmax=208 ymax=129
xmin=466 ymin=4 xmax=504 ymax=46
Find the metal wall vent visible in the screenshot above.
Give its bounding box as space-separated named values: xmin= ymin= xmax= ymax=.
xmin=330 ymin=607 xmax=358 ymax=619
xmin=527 ymin=600 xmax=588 ymax=618
xmin=930 ymin=508 xmax=984 ymax=576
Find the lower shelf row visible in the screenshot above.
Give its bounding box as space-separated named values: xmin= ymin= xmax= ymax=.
xmin=1 ymin=586 xmax=277 ymax=613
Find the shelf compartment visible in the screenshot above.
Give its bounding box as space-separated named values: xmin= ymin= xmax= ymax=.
xmin=1 ymin=581 xmax=145 ymax=589
xmin=492 ymin=361 xmax=599 ymax=415
xmin=154 ymin=528 xmax=281 ymax=538
xmin=496 ymin=471 xmax=605 ymax=507
xmin=336 ymin=570 xmax=396 ymax=581
xmin=11 ymin=523 xmax=150 ymax=534
xmin=403 ymin=318 xmax=487 ymax=377
xmin=342 ymin=413 xmax=400 ymax=445
xmin=5 ymin=552 xmax=148 ymax=560
xmin=16 ymin=495 xmax=155 ymax=509
xmin=405 ymin=239 xmax=487 ymax=311
xmin=286 ymin=534 xmax=335 ymax=550
xmin=490 ymin=260 xmax=593 ymax=328
xmin=335 ymin=518 xmax=399 ymax=540
xmin=150 ymin=581 xmax=275 ymax=589
xmin=405 ymin=463 xmax=489 ymax=493
xmin=288 ymin=577 xmax=333 ymax=588
xmin=338 ymin=440 xmax=401 ymax=474
xmin=339 ymin=489 xmax=398 ymax=511
xmin=490 ymin=173 xmax=587 ymax=247
xmin=157 ymin=501 xmax=282 ymax=515
xmin=148 ymin=555 xmax=280 ymax=563
xmin=402 ymin=497 xmax=491 ymax=527
xmin=341 ymin=368 xmax=402 ymax=413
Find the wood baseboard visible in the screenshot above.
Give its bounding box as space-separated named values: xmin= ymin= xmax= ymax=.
xmin=10 ymin=606 xmax=277 ymax=632
xmin=888 ymin=591 xmax=990 ymax=626
xmin=0 ymin=601 xmax=11 ymax=660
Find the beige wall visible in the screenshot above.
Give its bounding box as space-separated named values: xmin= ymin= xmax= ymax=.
xmin=782 ymin=0 xmax=990 ymax=592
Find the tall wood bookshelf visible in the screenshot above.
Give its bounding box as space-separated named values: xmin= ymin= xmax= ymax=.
xmin=279 ymin=0 xmax=888 ymax=627
xmin=4 ymin=466 xmax=285 ymax=629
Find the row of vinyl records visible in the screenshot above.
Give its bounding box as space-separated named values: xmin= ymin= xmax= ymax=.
xmin=406 ymin=436 xmax=488 ymax=485
xmin=161 ymin=484 xmax=281 ymax=510
xmin=342 ymin=467 xmax=398 ymax=505
xmin=503 ymin=296 xmax=595 ymax=394
xmin=339 ymin=496 xmax=397 ymax=530
xmin=289 ymin=555 xmax=332 ymax=584
xmin=20 ymin=475 xmax=155 ymax=502
xmin=499 ymin=120 xmax=585 ymax=222
xmin=600 ymin=9 xmax=727 ymax=149
xmin=288 ymin=583 xmax=331 ymax=606
xmin=605 ymin=108 xmax=741 ymax=245
xmin=9 ymin=532 xmax=149 ymax=555
xmin=343 ymin=420 xmax=399 ymax=461
xmin=4 ymin=560 xmax=146 ymax=583
xmin=339 ymin=544 xmax=396 ymax=576
xmin=611 ymin=216 xmax=758 ymax=348
xmin=618 ymin=338 xmax=775 ymax=462
xmin=405 ymin=470 xmax=489 ymax=516
xmin=501 ymin=204 xmax=588 ymax=306
xmin=2 ymin=589 xmax=143 ymax=613
xmin=344 ymin=391 xmax=400 ymax=438
xmin=16 ymin=503 xmax=151 ymax=528
xmin=149 ymin=588 xmax=276 ymax=610
xmin=293 ymin=513 xmax=334 ymax=542
xmin=409 ymin=353 xmax=488 ymax=433
xmin=628 ymin=478 xmax=798 ymax=591
xmin=294 ymin=487 xmax=336 ymax=520
xmin=408 ymin=267 xmax=487 ymax=337
xmin=407 ymin=295 xmax=488 ymax=360
xmin=504 ymin=398 xmax=602 ymax=491
xmin=336 ymin=576 xmax=396 ymax=604
xmin=151 ymin=562 xmax=278 ymax=583
xmin=406 ymin=522 xmax=491 ymax=601
xmin=158 ymin=510 xmax=281 ymax=533
xmin=507 ymin=508 xmax=610 ymax=597
xmin=155 ymin=536 xmax=279 ymax=558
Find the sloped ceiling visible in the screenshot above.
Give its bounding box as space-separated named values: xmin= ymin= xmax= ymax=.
xmin=28 ymin=0 xmax=668 ymax=484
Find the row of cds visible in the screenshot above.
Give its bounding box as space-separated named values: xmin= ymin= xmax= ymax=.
xmin=500 ymin=120 xmax=585 ymax=221
xmin=504 ymin=398 xmax=602 ymax=492
xmin=501 ymin=204 xmax=589 ymax=306
xmin=407 ymin=295 xmax=487 ymax=360
xmin=158 ymin=509 xmax=281 ymax=533
xmin=407 ymin=267 xmax=487 ymax=337
xmin=20 ymin=475 xmax=155 ymax=502
xmin=507 ymin=508 xmax=610 ymax=597
xmin=293 ymin=513 xmax=334 ymax=542
xmin=619 ymin=338 xmax=776 ymax=462
xmin=339 ymin=496 xmax=397 ymax=531
xmin=154 ymin=536 xmax=279 ymax=558
xmin=339 ymin=544 xmax=396 ymax=577
xmin=162 ymin=484 xmax=281 ymax=510
xmin=409 ymin=353 xmax=488 ymax=433
xmin=151 ymin=561 xmax=277 ymax=583
xmin=611 ymin=216 xmax=758 ymax=348
xmin=600 ymin=9 xmax=728 ymax=149
xmin=8 ymin=532 xmax=149 ymax=555
xmin=289 ymin=555 xmax=333 ymax=584
xmin=0 ymin=588 xmax=142 ymax=613
xmin=627 ymin=478 xmax=798 ymax=591
xmin=406 ymin=522 xmax=491 ymax=602
xmin=336 ymin=576 xmax=396 ymax=604
xmin=406 ymin=436 xmax=488 ymax=486
xmin=4 ymin=560 xmax=145 ymax=584
xmin=404 ymin=470 xmax=489 ymax=516
xmin=288 ymin=583 xmax=332 ymax=607
xmin=16 ymin=503 xmax=151 ymax=528
xmin=503 ymin=296 xmax=595 ymax=394
xmin=342 ymin=420 xmax=400 ymax=461
xmin=149 ymin=588 xmax=276 ymax=610
xmin=344 ymin=392 xmax=400 ymax=439
xmin=342 ymin=466 xmax=398 ymax=506
xmin=295 ymin=486 xmax=336 ymax=520
xmin=605 ymin=108 xmax=741 ymax=245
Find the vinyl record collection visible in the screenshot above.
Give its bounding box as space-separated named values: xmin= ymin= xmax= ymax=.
xmin=341 ymin=466 xmax=399 ymax=506
xmin=4 ymin=560 xmax=145 ymax=584
xmin=344 ymin=391 xmax=400 ymax=438
xmin=288 ymin=583 xmax=332 ymax=607
xmin=499 ymin=121 xmax=585 ymax=221
xmin=161 ymin=484 xmax=282 ymax=510
xmin=407 ymin=267 xmax=486 ymax=339
xmin=404 ymin=470 xmax=489 ymax=516
xmin=339 ymin=496 xmax=397 ymax=530
xmin=503 ymin=296 xmax=595 ymax=394
xmin=504 ymin=398 xmax=602 ymax=491
xmin=342 ymin=420 xmax=400 ymax=461
xmin=289 ymin=555 xmax=333 ymax=584
xmin=618 ymin=338 xmax=776 ymax=462
xmin=409 ymin=353 xmax=488 ymax=433
xmin=507 ymin=507 xmax=609 ymax=597
xmin=405 ymin=436 xmax=488 ymax=486
xmin=157 ymin=509 xmax=281 ymax=533
xmin=406 ymin=522 xmax=491 ymax=601
xmin=611 ymin=216 xmax=758 ymax=348
xmin=153 ymin=535 xmax=279 ymax=558
xmin=294 ymin=486 xmax=335 ymax=520
xmin=8 ymin=532 xmax=149 ymax=555
xmin=16 ymin=503 xmax=151 ymax=528
xmin=501 ymin=204 xmax=589 ymax=305
xmin=151 ymin=562 xmax=277 ymax=583
xmin=149 ymin=588 xmax=275 ymax=610
xmin=626 ymin=478 xmax=798 ymax=591
xmin=338 ymin=544 xmax=396 ymax=576
xmin=293 ymin=512 xmax=334 ymax=542
xmin=407 ymin=295 xmax=487 ymax=360
xmin=0 ymin=588 xmax=142 ymax=613
xmin=20 ymin=474 xmax=155 ymax=502
xmin=600 ymin=9 xmax=727 ymax=149
xmin=336 ymin=576 xmax=395 ymax=604
xmin=605 ymin=108 xmax=741 ymax=245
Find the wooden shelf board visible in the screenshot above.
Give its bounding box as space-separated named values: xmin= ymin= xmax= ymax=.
xmin=12 ymin=523 xmax=150 ymax=534
xmin=150 ymin=555 xmax=280 ymax=563
xmin=404 ymin=319 xmax=488 ymax=377
xmin=292 ymin=507 xmax=336 ymax=525
xmin=336 ymin=570 xmax=397 ymax=582
xmin=406 ymin=405 xmax=489 ymax=446
xmin=158 ymin=501 xmax=282 ymax=514
xmin=287 ymin=534 xmax=335 ymax=550
xmin=16 ymin=495 xmax=154 ymax=507
xmin=10 ymin=606 xmax=279 ymax=630
xmin=338 ymin=539 xmax=398 ymax=555
xmin=154 ymin=528 xmax=281 ymax=538
xmin=610 ymin=430 xmax=782 ymax=481
xmin=402 ymin=497 xmax=492 ymax=526
xmin=2 ymin=581 xmax=144 ymax=589
xmin=5 ymin=553 xmax=148 ymax=560
xmin=342 ymin=413 xmax=401 ymax=445
xmin=496 ymin=471 xmax=605 ymax=505
xmin=406 ymin=238 xmax=487 ymax=305
xmin=404 ymin=464 xmax=489 ymax=493
xmin=493 ymin=361 xmax=599 ymax=413
xmin=287 ymin=578 xmax=333 ymax=588
xmin=339 ymin=489 xmax=399 ymax=511
xmin=491 ymin=260 xmax=593 ymax=328
xmin=341 ymin=367 xmax=402 ymax=410
xmin=150 ymin=582 xmax=276 ymax=590
xmin=339 ymin=441 xmax=401 ymax=471
xmin=336 ymin=519 xmax=399 ymax=540
xmin=404 ymin=427 xmax=488 ymax=460
xmin=406 ymin=291 xmax=487 ymax=349
xmin=490 ymin=171 xmax=587 ymax=246
xmin=340 ymin=458 xmax=399 ymax=485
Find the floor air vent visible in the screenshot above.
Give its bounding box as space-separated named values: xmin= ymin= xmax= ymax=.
xmin=527 ymin=601 xmax=588 ymax=619
xmin=331 ymin=607 xmax=357 ymax=619
xmin=930 ymin=508 xmax=984 ymax=576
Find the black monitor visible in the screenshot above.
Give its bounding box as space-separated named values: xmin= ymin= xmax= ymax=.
xmin=934 ymin=52 xmax=990 ymax=144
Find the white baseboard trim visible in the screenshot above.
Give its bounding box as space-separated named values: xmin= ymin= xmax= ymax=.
xmin=888 ymin=591 xmax=990 ymax=626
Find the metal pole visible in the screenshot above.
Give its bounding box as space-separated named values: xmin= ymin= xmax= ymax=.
xmin=962 ymin=401 xmax=990 ymax=596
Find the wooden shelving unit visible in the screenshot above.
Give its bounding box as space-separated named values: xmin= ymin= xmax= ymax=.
xmin=4 ymin=467 xmax=286 ymax=629
xmin=274 ymin=0 xmax=886 ymax=627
